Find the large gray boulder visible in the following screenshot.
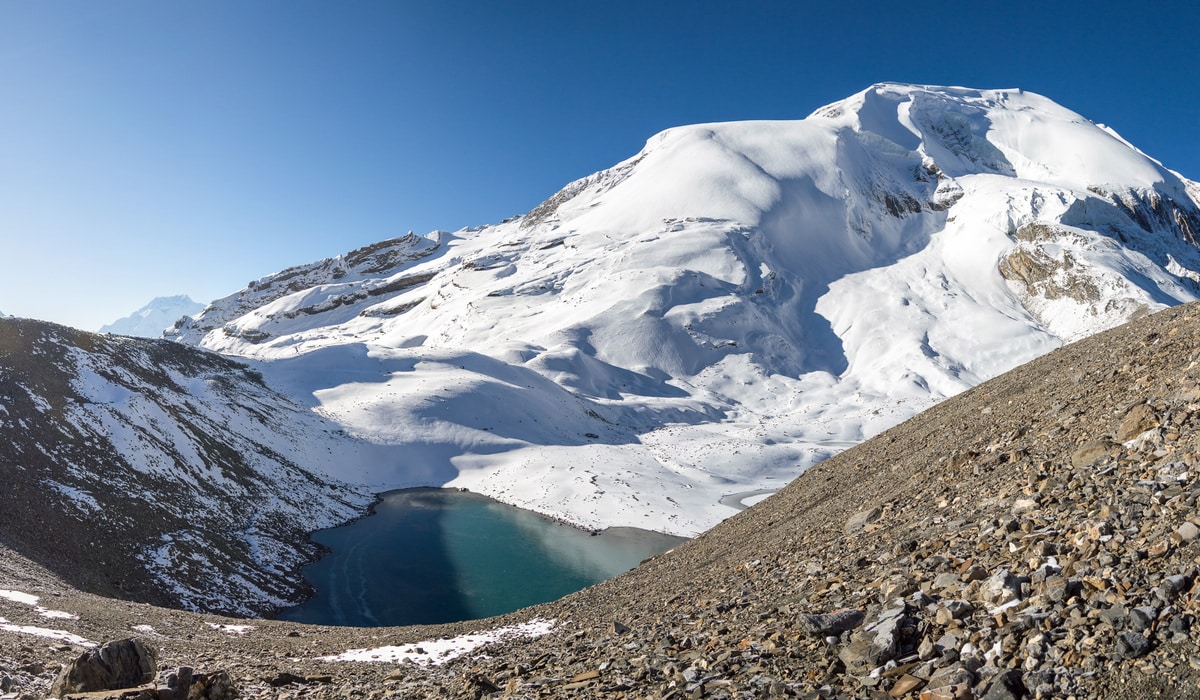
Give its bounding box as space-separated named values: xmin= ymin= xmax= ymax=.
xmin=51 ymin=638 xmax=158 ymax=696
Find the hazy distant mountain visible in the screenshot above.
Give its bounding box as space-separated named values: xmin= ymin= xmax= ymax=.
xmin=169 ymin=83 xmax=1200 ymax=537
xmin=100 ymin=295 xmax=204 ymax=337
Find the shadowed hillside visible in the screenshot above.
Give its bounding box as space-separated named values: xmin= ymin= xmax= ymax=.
xmin=0 ymin=318 xmax=374 ymax=615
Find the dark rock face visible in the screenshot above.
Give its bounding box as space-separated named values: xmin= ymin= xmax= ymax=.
xmin=51 ymin=639 xmax=157 ymax=695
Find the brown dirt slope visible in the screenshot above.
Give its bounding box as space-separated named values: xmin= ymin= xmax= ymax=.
xmin=8 ymin=302 xmax=1200 ymax=698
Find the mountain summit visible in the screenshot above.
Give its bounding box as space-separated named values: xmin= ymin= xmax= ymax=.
xmin=100 ymin=295 xmax=205 ymax=338
xmin=168 ymin=83 xmax=1200 ymax=537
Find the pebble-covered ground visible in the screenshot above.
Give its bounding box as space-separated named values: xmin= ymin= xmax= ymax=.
xmin=8 ymin=302 xmax=1200 ymax=699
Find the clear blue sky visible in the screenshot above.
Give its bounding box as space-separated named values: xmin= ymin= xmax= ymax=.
xmin=1 ymin=0 xmax=1197 ymax=330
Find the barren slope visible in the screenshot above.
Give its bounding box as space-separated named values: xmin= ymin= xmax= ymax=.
xmin=6 ymin=301 xmax=1200 ymax=698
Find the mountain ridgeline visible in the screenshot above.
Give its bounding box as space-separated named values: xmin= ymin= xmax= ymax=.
xmin=0 ymin=318 xmax=373 ymax=615
xmin=2 ymin=83 xmax=1200 ymax=619
xmin=169 ymin=83 xmax=1200 ymax=538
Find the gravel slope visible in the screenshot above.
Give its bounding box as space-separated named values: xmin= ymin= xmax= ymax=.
xmin=8 ymin=302 xmax=1200 ymax=698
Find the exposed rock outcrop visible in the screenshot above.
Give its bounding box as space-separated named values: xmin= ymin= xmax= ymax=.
xmin=51 ymin=639 xmax=156 ymax=696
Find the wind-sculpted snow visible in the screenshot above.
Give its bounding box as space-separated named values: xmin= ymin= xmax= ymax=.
xmin=166 ymin=83 xmax=1200 ymax=539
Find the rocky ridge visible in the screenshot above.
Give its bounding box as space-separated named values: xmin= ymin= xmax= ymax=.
xmin=0 ymin=318 xmax=374 ymax=616
xmin=8 ymin=302 xmax=1200 ymax=698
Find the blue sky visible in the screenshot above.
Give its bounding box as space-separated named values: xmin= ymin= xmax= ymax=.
xmin=1 ymin=0 xmax=1197 ymax=330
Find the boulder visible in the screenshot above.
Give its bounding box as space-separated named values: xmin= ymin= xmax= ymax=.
xmin=1070 ymin=439 xmax=1113 ymax=468
xmin=798 ymin=608 xmax=864 ymax=637
xmin=51 ymin=639 xmax=157 ymax=696
xmin=1116 ymin=403 xmax=1158 ymax=442
xmin=187 ymin=671 xmax=237 ymax=700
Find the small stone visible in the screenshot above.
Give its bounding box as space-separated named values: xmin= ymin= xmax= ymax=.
xmin=188 ymin=671 xmax=237 ymax=700
xmin=1176 ymin=522 xmax=1200 ymax=543
xmin=1148 ymin=540 xmax=1172 ymax=557
xmin=1115 ymin=631 xmax=1152 ymax=659
xmin=881 ymin=578 xmax=918 ymax=600
xmin=1099 ymin=605 xmax=1130 ymax=630
xmin=570 ymin=669 xmax=600 ymax=682
xmin=979 ymin=667 xmax=1027 ymax=700
xmin=960 ymin=565 xmax=989 ymax=583
xmin=267 ymin=672 xmax=307 ymax=687
xmin=1043 ymin=575 xmax=1070 ymax=603
xmin=1130 ymin=606 xmax=1157 ymax=632
xmin=982 ymin=570 xmax=1021 ymax=605
xmin=846 ymin=507 xmax=883 ymax=534
xmin=889 ymin=673 xmax=925 ymax=696
xmin=923 ymin=664 xmax=973 ymax=700
xmin=1071 ymin=440 xmax=1112 ymax=468
xmin=935 ymin=607 xmax=955 ymax=626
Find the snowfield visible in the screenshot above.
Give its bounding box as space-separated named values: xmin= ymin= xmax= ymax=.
xmin=164 ymin=83 xmax=1200 ymax=539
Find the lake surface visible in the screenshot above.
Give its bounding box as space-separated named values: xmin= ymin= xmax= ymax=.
xmin=274 ymin=488 xmax=687 ymax=627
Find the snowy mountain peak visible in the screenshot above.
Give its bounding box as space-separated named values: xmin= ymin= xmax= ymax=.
xmin=167 ymin=84 xmax=1200 ymax=536
xmin=100 ymin=295 xmax=204 ymax=338
xmin=810 ymin=83 xmax=1184 ymax=194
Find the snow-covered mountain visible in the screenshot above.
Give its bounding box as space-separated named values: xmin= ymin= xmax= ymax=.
xmin=168 ymin=83 xmax=1200 ymax=538
xmin=99 ymin=295 xmax=205 ymax=337
xmin=0 ymin=318 xmax=374 ymax=615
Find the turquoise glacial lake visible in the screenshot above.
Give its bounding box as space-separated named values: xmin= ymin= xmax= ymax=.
xmin=274 ymin=488 xmax=686 ymax=627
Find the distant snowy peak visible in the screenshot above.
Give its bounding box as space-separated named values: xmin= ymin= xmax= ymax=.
xmin=100 ymin=295 xmax=204 ymax=338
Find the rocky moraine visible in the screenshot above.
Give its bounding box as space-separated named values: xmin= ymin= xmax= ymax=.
xmin=7 ymin=303 xmax=1200 ymax=698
